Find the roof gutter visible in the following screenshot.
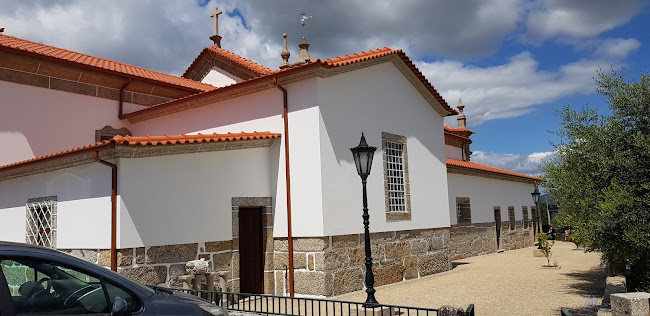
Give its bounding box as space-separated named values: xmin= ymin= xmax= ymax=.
xmin=274 ymin=78 xmax=295 ymax=297
xmin=118 ymin=77 xmax=132 ymax=120
xmin=93 ymin=151 xmax=118 ymax=272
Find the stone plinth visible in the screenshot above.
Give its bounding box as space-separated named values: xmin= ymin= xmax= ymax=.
xmin=611 ymin=292 xmax=650 ymax=316
xmin=351 ymin=305 xmax=394 ymax=316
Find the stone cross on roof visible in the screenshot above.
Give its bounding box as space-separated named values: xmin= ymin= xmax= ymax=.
xmin=210 ymin=7 xmax=223 ymax=36
xmin=209 ymin=7 xmax=223 ymax=48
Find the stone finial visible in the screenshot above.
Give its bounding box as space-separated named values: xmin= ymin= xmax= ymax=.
xmin=209 ymin=7 xmax=223 ymax=48
xmin=291 ymin=37 xmax=312 ymax=66
xmin=280 ymin=33 xmax=291 ymax=69
xmin=457 ymin=98 xmax=467 ymax=129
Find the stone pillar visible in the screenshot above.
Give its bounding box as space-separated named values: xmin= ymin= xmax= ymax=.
xmin=611 ymin=292 xmax=650 ymax=316
xmin=179 ymin=275 xmax=194 ymax=290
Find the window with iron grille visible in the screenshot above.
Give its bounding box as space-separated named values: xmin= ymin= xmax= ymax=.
xmin=522 ymin=206 xmax=529 ymax=229
xmin=508 ymin=206 xmax=516 ymax=230
xmin=25 ymin=196 xmax=57 ymax=248
xmin=382 ymin=132 xmax=411 ymax=220
xmin=456 ymin=197 xmax=471 ymax=224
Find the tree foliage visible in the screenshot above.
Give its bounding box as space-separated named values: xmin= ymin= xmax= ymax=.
xmin=542 ymin=69 xmax=650 ymax=291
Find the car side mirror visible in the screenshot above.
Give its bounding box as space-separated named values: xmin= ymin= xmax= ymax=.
xmin=111 ymin=296 xmax=132 ymax=316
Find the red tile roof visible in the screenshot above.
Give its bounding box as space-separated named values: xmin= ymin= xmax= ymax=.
xmin=444 ymin=125 xmax=475 ymax=134
xmin=0 ymin=34 xmax=215 ymax=92
xmin=446 ymin=158 xmax=541 ymax=181
xmin=125 ymin=47 xmax=457 ymax=122
xmin=0 ymin=132 xmax=280 ymax=171
xmin=183 ymin=46 xmax=274 ymax=79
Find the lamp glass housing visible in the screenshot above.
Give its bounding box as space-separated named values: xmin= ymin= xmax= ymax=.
xmin=350 ymin=133 xmax=377 ymax=177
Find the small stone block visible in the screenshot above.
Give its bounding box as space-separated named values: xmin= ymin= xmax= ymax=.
xmin=350 ymin=305 xmax=395 ymax=316
xmin=611 ymin=292 xmax=650 ymax=316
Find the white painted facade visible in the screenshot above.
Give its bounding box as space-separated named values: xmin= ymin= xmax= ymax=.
xmin=0 ymin=49 xmax=538 ymax=254
xmin=0 ymin=81 xmax=144 ymax=165
xmin=0 ymin=145 xmax=276 ymax=249
xmin=200 ymin=66 xmax=243 ymax=88
xmin=447 ymin=172 xmax=536 ymax=225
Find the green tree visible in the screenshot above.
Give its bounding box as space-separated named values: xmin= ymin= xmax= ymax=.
xmin=542 ymin=69 xmax=650 ymax=291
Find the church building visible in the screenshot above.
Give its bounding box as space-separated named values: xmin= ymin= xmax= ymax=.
xmin=0 ymin=11 xmax=539 ymax=297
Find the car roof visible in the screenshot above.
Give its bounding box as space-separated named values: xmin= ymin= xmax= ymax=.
xmin=0 ymin=241 xmax=61 ymax=254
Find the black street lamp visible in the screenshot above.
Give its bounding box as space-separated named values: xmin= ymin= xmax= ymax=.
xmin=531 ymin=184 xmax=541 ymax=234
xmin=350 ymin=133 xmax=379 ymax=307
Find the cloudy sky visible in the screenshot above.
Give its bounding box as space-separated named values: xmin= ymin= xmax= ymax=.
xmin=2 ymin=0 xmax=648 ymax=175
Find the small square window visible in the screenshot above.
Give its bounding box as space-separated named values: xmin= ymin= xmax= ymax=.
xmin=25 ymin=196 xmax=57 ymax=248
xmin=456 ymin=197 xmax=471 ymax=224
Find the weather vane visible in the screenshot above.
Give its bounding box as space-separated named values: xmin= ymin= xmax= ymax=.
xmin=300 ymin=11 xmax=312 ymax=27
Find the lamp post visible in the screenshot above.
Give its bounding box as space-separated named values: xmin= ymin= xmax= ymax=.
xmin=350 ymin=133 xmax=379 ymax=307
xmin=531 ymin=184 xmax=542 ymax=248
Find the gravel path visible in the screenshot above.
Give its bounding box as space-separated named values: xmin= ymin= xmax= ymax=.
xmin=334 ymin=241 xmax=606 ymax=316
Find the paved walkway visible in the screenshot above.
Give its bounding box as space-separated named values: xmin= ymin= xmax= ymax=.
xmin=335 ymin=241 xmax=606 ymax=316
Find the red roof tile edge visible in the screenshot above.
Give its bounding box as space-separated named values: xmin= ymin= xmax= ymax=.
xmin=183 ymin=46 xmax=274 ymax=78
xmin=0 ymin=132 xmax=281 ymax=171
xmin=0 ymin=34 xmax=215 ymax=92
xmin=444 ymin=125 xmax=475 ymax=134
xmin=446 ymin=158 xmax=541 ymax=181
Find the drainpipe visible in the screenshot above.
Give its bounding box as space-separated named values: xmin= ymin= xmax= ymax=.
xmin=118 ymin=77 xmax=132 ymax=119
xmin=94 ymin=151 xmax=118 ymax=272
xmin=274 ymin=78 xmax=295 ymax=297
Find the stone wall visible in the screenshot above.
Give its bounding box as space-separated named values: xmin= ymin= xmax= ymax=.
xmin=60 ymin=240 xmax=241 ymax=292
xmin=272 ymin=228 xmax=451 ymax=297
xmin=449 ymin=222 xmax=497 ymax=260
xmin=449 ymin=220 xmax=534 ymax=260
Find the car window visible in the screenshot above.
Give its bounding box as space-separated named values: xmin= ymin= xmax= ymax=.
xmin=0 ymin=258 xmax=141 ymax=315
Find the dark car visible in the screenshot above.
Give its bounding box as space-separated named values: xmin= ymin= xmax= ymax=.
xmin=0 ymin=241 xmax=228 ymax=315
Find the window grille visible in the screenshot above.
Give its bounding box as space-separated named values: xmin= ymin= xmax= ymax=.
xmin=385 ymin=141 xmax=406 ymax=212
xmin=456 ymin=197 xmax=471 ymax=224
xmin=508 ymin=206 xmax=515 ymax=230
xmin=26 ymin=197 xmax=57 ymax=248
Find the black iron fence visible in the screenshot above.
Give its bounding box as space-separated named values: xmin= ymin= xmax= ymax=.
xmin=167 ymin=288 xmax=475 ymax=316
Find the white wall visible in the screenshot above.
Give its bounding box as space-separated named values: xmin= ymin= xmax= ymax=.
xmin=129 ymin=79 xmax=323 ymax=238
xmin=201 ymin=66 xmax=242 ymax=88
xmin=445 ymin=145 xmax=463 ymax=160
xmin=0 ymin=81 xmax=143 ymax=165
xmin=447 ymin=173 xmax=536 ymax=225
xmin=117 ymin=146 xmax=276 ymax=248
xmin=315 ymin=62 xmax=451 ymax=235
xmin=0 ymin=163 xmax=112 ymax=248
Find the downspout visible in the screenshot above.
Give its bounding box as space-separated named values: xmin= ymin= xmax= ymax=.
xmin=274 ymin=78 xmax=295 ymax=297
xmin=118 ymin=77 xmax=132 ymax=119
xmin=94 ymin=151 xmax=118 ymax=272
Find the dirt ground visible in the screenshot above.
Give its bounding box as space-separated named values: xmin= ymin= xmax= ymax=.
xmin=334 ymin=241 xmax=606 ymax=316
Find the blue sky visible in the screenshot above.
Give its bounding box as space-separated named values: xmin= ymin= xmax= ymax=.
xmin=1 ymin=0 xmax=648 ymax=175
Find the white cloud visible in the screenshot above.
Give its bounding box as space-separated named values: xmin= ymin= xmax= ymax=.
xmin=471 ymin=150 xmax=554 ymax=175
xmin=595 ymin=38 xmax=641 ymax=59
xmin=420 ymin=52 xmax=606 ymax=125
xmin=526 ymin=0 xmax=640 ymax=40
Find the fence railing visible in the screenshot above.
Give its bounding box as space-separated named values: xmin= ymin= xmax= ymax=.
xmin=166 ymin=287 xmax=475 ymax=316
xmin=560 ymin=307 xmax=573 ymax=316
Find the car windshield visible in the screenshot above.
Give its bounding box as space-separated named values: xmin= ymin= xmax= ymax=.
xmin=1 ymin=257 xmax=147 ymax=314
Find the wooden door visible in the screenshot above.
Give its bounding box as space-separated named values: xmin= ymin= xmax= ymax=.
xmin=239 ymin=207 xmax=263 ymax=294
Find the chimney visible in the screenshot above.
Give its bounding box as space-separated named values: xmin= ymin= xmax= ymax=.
xmin=280 ymin=33 xmax=291 ymax=69
xmin=457 ymin=98 xmax=467 ymax=129
xmin=290 ymin=37 xmax=312 ymax=66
